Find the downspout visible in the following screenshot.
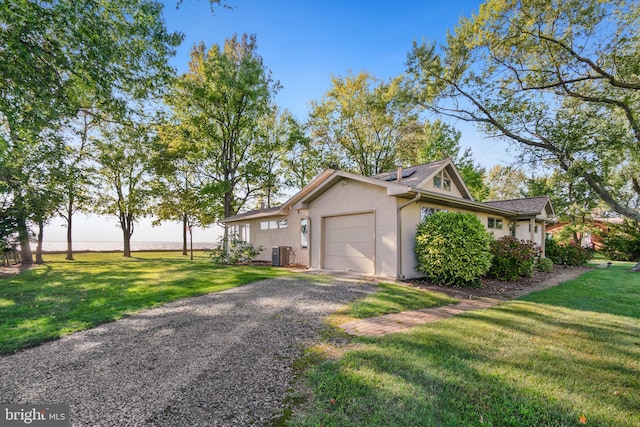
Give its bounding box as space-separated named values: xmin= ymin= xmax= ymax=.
xmin=397 ymin=193 xmax=421 ymax=279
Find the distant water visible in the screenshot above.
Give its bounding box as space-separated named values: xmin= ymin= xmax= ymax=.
xmin=38 ymin=241 xmax=214 ymax=252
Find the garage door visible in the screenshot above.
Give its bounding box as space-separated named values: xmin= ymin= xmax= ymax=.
xmin=323 ymin=213 xmax=375 ymax=274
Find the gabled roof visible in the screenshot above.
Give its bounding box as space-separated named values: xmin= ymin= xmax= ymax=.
xmin=370 ymin=159 xmax=473 ymax=200
xmin=483 ymin=196 xmax=554 ymax=216
xmin=221 ymin=160 xmax=556 ymax=223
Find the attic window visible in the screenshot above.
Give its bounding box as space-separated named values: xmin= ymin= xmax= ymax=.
xmin=433 ymin=170 xmax=452 ymax=191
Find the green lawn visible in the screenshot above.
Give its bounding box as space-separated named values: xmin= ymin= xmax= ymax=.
xmin=290 ymin=263 xmax=640 ymax=426
xmin=0 ymin=252 xmax=290 ymax=354
xmin=328 ymin=282 xmax=458 ymax=325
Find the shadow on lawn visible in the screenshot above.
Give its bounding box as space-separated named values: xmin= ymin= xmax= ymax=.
xmin=296 ymin=304 xmax=640 ymax=426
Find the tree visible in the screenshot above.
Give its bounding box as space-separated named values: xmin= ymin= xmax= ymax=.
xmin=0 ymin=0 xmax=182 ymax=263
xmin=152 ymin=120 xmax=216 ymax=256
xmin=93 ymin=122 xmax=155 ymax=257
xmin=282 ymin=118 xmax=324 ymax=190
xmin=485 ymin=165 xmax=528 ymax=201
xmin=57 ymin=110 xmax=99 ymax=260
xmin=166 ymin=34 xmax=279 ymax=229
xmin=399 ymin=119 xmax=488 ymax=200
xmin=406 ymin=0 xmax=640 ymax=222
xmin=309 ymin=72 xmax=421 ymax=176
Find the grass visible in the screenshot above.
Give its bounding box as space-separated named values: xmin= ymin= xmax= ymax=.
xmin=328 ymin=282 xmax=458 ymax=325
xmin=289 ymin=262 xmax=640 ymax=426
xmin=0 ymin=251 xmax=290 ymax=354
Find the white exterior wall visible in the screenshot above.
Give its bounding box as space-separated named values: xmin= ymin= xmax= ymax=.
xmin=308 ymin=179 xmax=398 ymax=277
xmin=512 ymin=219 xmax=544 ymax=247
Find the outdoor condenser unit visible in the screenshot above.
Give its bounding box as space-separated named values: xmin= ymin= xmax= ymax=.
xmin=271 ymin=246 xmax=291 ymax=266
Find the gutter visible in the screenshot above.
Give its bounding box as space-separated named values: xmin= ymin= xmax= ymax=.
xmin=397 ymin=192 xmax=421 ymax=279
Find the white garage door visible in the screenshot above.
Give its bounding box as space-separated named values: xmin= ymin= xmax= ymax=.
xmin=323 ymin=213 xmax=375 ymax=274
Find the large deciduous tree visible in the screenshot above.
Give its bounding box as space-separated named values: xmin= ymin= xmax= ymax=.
xmin=94 ymin=122 xmax=155 ymax=257
xmin=166 ymin=34 xmax=279 ymax=228
xmin=309 ymin=72 xmax=421 ymax=176
xmin=0 ymin=0 xmax=182 ymax=263
xmin=406 ymin=0 xmax=640 ymax=222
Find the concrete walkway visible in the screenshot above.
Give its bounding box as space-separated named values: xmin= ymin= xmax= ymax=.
xmin=340 ymin=297 xmax=500 ymax=337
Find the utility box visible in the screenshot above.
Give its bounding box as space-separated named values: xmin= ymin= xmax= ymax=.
xmin=271 ymin=246 xmax=291 ymax=266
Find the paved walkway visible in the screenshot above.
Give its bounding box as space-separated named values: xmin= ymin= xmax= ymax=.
xmin=340 ymin=297 xmax=500 ymax=337
xmin=338 ymin=268 xmax=593 ymax=337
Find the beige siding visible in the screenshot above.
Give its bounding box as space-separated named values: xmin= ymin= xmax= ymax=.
xmin=226 ymin=208 xmax=310 ymax=266
xmin=323 ymin=213 xmax=375 ymax=273
xmin=309 ymin=179 xmax=398 ymax=277
xmin=400 ymin=202 xmax=512 ymax=279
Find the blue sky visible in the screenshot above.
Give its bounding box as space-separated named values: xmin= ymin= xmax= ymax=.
xmin=160 ymin=0 xmax=510 ymax=166
xmin=46 ymin=0 xmax=514 ymax=244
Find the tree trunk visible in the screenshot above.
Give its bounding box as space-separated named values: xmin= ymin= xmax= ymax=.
xmin=65 ymin=198 xmax=74 ymax=260
xmin=35 ymin=220 xmax=44 ymax=264
xmin=189 ymin=224 xmax=193 ymax=261
xmin=123 ymin=227 xmax=131 ymax=257
xmin=182 ymin=213 xmax=188 ymax=256
xmin=16 ymin=216 xmax=33 ymax=265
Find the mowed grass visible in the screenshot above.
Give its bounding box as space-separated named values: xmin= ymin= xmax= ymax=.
xmin=328 ymin=282 xmax=458 ymax=325
xmin=291 ymin=263 xmax=640 ymax=426
xmin=0 ymin=252 xmax=290 ymax=354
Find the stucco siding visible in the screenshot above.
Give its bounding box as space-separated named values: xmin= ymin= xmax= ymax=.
xmin=308 ymin=179 xmax=398 ymax=277
xmin=226 ymin=208 xmax=310 ymax=266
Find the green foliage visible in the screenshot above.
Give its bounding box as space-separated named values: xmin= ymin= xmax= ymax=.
xmin=166 ymin=34 xmax=279 ymax=219
xmin=601 ymin=220 xmax=640 ymax=261
xmin=308 ymin=71 xmax=421 ymax=176
xmin=489 ymin=236 xmax=541 ymax=281
xmin=415 ymin=212 xmax=492 ymax=287
xmin=406 ymin=0 xmax=640 ymax=222
xmin=210 ymin=235 xmax=264 ymax=265
xmin=537 ymin=257 xmax=554 ymax=273
xmin=545 ymin=237 xmax=593 ymax=266
xmin=330 ymin=283 xmax=457 ymax=324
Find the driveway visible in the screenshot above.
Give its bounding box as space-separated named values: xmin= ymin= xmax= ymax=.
xmin=0 ymin=276 xmax=377 ymax=426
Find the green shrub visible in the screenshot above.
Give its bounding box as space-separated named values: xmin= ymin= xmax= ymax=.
xmin=209 ymin=235 xmax=264 ymax=264
xmin=601 ymin=220 xmax=640 ymax=261
xmin=537 ymin=257 xmax=554 ymax=272
xmin=545 ymin=237 xmax=592 ymax=266
xmin=489 ymin=236 xmax=541 ymax=281
xmin=415 ymin=211 xmax=492 ymax=287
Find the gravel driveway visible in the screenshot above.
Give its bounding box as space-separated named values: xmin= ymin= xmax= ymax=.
xmin=0 ymin=275 xmax=377 ymax=426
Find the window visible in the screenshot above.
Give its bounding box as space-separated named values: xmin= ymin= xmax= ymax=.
xmin=230 ymin=224 xmax=250 ymax=242
xmin=260 ymin=219 xmax=288 ymax=230
xmin=433 ymin=170 xmax=452 ymax=191
xmin=420 ymin=206 xmax=448 ymax=221
xmin=488 ymin=217 xmax=503 ymax=230
xmin=300 ymin=217 xmax=308 ymax=248
xmin=528 ymin=224 xmax=539 ymax=233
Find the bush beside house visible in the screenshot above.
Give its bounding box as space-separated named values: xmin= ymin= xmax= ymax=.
xmin=415 ymin=212 xmax=492 ymax=287
xmin=488 ymin=236 xmax=541 ymax=281
xmin=545 ymin=237 xmax=593 ymax=266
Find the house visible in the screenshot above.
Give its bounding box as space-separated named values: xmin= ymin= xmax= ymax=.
xmin=221 ymin=159 xmax=555 ymax=279
xmin=546 ymin=217 xmax=623 ymax=250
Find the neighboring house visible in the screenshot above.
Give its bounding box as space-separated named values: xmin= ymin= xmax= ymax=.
xmin=221 ymin=159 xmax=555 ymax=279
xmin=546 ymin=217 xmax=623 ymax=250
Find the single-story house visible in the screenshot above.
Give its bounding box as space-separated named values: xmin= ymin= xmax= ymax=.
xmin=221 ymin=158 xmax=555 ymax=279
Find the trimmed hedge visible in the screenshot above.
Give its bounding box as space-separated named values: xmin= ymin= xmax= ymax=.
xmin=415 ymin=212 xmax=492 ymax=287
